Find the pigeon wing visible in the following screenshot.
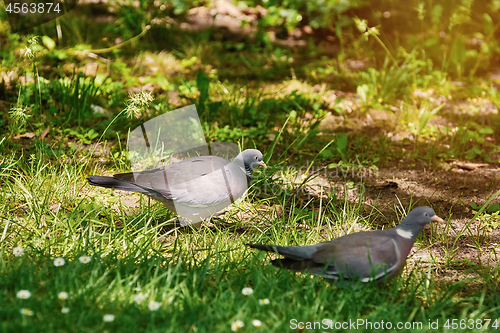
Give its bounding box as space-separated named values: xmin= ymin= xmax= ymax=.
xmin=312 ymin=230 xmax=402 ymax=281
xmin=113 ymin=155 xmax=232 ymax=199
xmin=168 ymin=160 xmax=248 ymax=206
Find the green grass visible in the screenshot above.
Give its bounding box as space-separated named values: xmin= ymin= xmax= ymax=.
xmin=1 ymin=145 xmax=500 ymax=332
xmin=3 ymin=244 xmax=498 ymax=332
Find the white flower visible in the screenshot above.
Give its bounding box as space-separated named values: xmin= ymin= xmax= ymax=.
xmin=23 ymin=48 xmax=32 ymax=58
xmin=231 ymin=320 xmax=244 ymax=331
xmin=252 ymin=319 xmax=262 ymax=327
xmin=133 ymin=293 xmax=146 ymax=304
xmin=13 ymin=246 xmax=24 ymax=256
xmin=53 ymin=257 xmax=65 ymax=267
xmin=241 ymin=287 xmax=253 ymax=296
xmin=148 ymin=301 xmax=161 ymax=311
xmin=61 ymin=307 xmax=70 ymax=313
xmin=17 ymin=290 xmax=31 ymax=299
xmin=259 ymin=298 xmax=270 ymax=305
xmin=79 ymin=256 xmax=91 ymax=264
xmin=58 ymin=292 xmax=68 ymax=300
xmin=20 ymin=308 xmax=34 ymax=316
xmin=103 ymin=314 xmax=115 ymax=322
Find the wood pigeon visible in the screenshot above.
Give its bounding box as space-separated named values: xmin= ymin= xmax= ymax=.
xmin=88 ymin=149 xmax=266 ymax=226
xmin=248 ymin=206 xmax=444 ymax=284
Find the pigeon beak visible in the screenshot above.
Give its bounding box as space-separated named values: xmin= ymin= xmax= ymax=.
xmin=431 ymin=215 xmax=444 ymax=223
xmin=259 ymin=161 xmax=267 ymax=168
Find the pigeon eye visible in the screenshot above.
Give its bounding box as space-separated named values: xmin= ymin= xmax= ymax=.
xmin=254 ymin=156 xmax=258 ymax=160
xmin=424 ymin=213 xmax=428 ymax=217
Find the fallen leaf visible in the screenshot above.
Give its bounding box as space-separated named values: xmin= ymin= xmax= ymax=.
xmin=40 ymin=127 xmax=50 ymax=139
xmin=13 ymin=132 xmax=35 ymax=139
xmin=455 ymin=162 xmax=489 ymax=171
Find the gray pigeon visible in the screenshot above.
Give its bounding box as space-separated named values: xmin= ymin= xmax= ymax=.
xmin=248 ymin=206 xmax=444 ymax=284
xmin=88 ymin=149 xmax=266 ymax=226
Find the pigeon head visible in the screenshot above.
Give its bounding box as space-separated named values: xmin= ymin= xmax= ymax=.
xmin=235 ymin=149 xmax=266 ymax=177
xmin=395 ymin=206 xmax=444 ymax=240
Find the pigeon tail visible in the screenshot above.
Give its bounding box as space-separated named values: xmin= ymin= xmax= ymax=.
xmin=247 ymin=243 xmax=318 ymax=260
xmin=87 ymin=176 xmax=158 ymax=196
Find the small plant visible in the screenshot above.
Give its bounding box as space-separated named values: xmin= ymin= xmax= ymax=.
xmin=8 ymin=106 xmax=31 ymax=134
xmin=124 ymin=90 xmax=154 ymax=119
xmin=471 ymin=203 xmax=500 ymax=232
xmin=450 ymin=124 xmax=496 ymax=161
xmin=356 ymin=57 xmax=419 ymax=108
xmin=64 ymin=128 xmax=99 ymax=145
xmin=416 ymin=103 xmax=445 ymax=139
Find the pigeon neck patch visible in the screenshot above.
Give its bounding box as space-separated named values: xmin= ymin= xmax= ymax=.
xmin=396 ymin=228 xmax=413 ymax=239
